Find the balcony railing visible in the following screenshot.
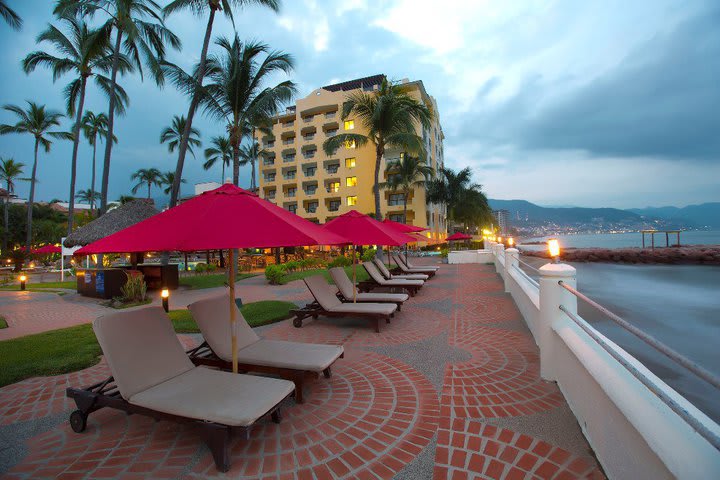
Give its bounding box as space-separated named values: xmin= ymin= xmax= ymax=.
xmin=304 ymin=169 xmax=316 ymax=177
xmin=264 ymin=176 xmax=276 ymax=182
xmin=283 ymin=121 xmax=294 ymax=128
xmin=303 ymin=152 xmax=316 ymax=159
xmin=304 ymin=189 xmax=317 ymax=196
xmin=303 ymin=116 xmax=313 ymax=123
xmin=303 ymin=134 xmax=315 ymax=141
xmin=326 ymin=166 xmax=339 ymax=174
xmin=328 ymin=204 xmax=340 ymax=212
xmin=326 ymin=186 xmax=340 ymax=194
xmin=263 ymin=160 xmax=275 ymax=166
xmin=286 ymin=191 xmax=296 ymax=198
xmin=283 ymin=174 xmax=296 ymax=181
xmin=282 ymin=139 xmax=294 ymax=145
xmin=283 ymin=156 xmax=295 ymax=163
xmin=306 ymin=205 xmax=318 ymax=213
xmin=264 ymin=142 xmax=275 ymax=148
xmin=325 ymin=130 xmax=337 ymax=137
xmin=324 ymin=112 xmax=336 ymax=119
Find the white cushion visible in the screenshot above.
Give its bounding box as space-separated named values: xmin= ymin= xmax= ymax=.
xmin=237 ymin=340 xmax=344 ymax=372
xmin=373 ymin=258 xmax=427 ymax=280
xmin=304 ymin=274 xmax=343 ymax=310
xmin=329 ymin=302 xmax=396 ymax=316
xmin=363 ymin=263 xmax=423 ymax=287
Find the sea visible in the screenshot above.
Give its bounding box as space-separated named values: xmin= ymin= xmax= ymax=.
xmin=520 ymin=229 xmax=720 ymax=249
xmin=515 ymin=231 xmax=720 ymax=424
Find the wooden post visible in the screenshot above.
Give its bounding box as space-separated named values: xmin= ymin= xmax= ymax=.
xmin=642 ymin=232 xmax=645 ymax=249
xmin=651 ymin=233 xmax=655 ymax=250
xmin=677 ymin=232 xmax=681 ymax=247
xmin=666 ymin=232 xmax=669 ymax=247
xmin=352 ymin=244 xmax=357 ymax=303
xmin=228 ymin=248 xmax=238 ymax=374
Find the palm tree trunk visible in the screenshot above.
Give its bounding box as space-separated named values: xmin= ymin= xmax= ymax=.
xmin=2 ymin=192 xmax=8 ymax=254
xmin=99 ymin=29 xmax=123 ymax=216
xmin=403 ymin=193 xmax=408 ymax=224
xmin=147 ymin=182 xmax=151 ymax=199
xmin=250 ymin=159 xmax=256 ymax=190
xmin=373 ymin=144 xmax=383 ymax=220
xmin=90 ymin=135 xmax=97 ymax=216
xmin=67 ymin=76 xmax=88 ymax=235
xmin=232 ymin=144 xmax=240 ymax=186
xmin=26 ymin=139 xmax=39 ymax=252
xmin=169 ymin=7 xmax=217 ymax=208
xmin=221 ymin=161 xmax=225 ymax=183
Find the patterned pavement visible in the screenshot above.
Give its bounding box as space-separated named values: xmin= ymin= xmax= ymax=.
xmin=0 ymin=262 xmax=604 ymax=479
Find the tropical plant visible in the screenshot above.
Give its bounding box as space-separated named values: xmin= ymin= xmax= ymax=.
xmin=118 ymin=195 xmax=136 ymax=204
xmin=130 ymin=168 xmax=162 ymax=198
xmin=160 ymin=170 xmax=185 ymax=195
xmin=0 ymin=0 xmax=22 ymax=30
xmin=160 ymin=114 xmax=201 ymax=157
xmin=120 ymin=270 xmax=146 ymax=302
xmin=0 ymin=158 xmax=26 ymax=254
xmin=426 ymin=167 xmax=492 ymax=231
xmin=82 ymin=111 xmax=115 ymax=214
xmin=54 ymin=0 xmax=181 ymax=216
xmin=75 ymin=188 xmax=100 ymax=208
xmin=23 ymin=14 xmax=130 ymax=234
xmin=323 ymin=78 xmax=433 ymax=220
xmin=203 ymin=134 xmax=232 ymax=182
xmin=237 ymin=138 xmax=269 ymax=190
xmin=162 ymin=0 xmax=281 ymax=207
xmin=379 ymin=154 xmax=434 ymax=225
xmin=0 ymin=102 xmax=70 ymax=252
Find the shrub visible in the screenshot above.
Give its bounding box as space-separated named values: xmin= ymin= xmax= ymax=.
xmin=194 ymin=263 xmax=207 ymax=274
xmin=300 ymin=257 xmax=325 ymax=270
xmin=120 ymin=271 xmax=147 ymax=302
xmin=283 ymin=261 xmax=300 ymax=273
xmin=327 ymin=256 xmax=352 ymax=268
xmin=265 ymin=264 xmax=286 ymax=285
xmin=440 ymin=248 xmax=449 ymax=258
xmin=205 ymin=263 xmax=218 ymax=273
xmin=361 ymin=248 xmax=377 ymax=262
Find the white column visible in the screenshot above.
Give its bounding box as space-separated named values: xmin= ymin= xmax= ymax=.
xmin=504 ymin=248 xmax=519 ymax=292
xmin=538 ymin=263 xmax=577 ymax=380
xmin=493 ymin=243 xmax=505 ymax=273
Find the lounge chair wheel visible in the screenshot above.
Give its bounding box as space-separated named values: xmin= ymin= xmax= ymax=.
xmin=293 ymin=318 xmax=303 ymax=328
xmin=70 ymin=410 xmax=87 ymax=433
xmin=271 ymin=409 xmax=282 ymax=424
xmin=323 ymin=367 xmax=332 ymax=378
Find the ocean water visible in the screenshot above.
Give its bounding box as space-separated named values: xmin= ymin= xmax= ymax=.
xmin=520 ymin=230 xmax=720 ymax=249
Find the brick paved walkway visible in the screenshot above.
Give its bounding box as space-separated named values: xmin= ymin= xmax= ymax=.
xmin=0 ymin=263 xmax=604 ymax=479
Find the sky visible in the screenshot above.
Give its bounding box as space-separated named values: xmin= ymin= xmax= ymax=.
xmin=0 ymin=0 xmax=718 ymax=209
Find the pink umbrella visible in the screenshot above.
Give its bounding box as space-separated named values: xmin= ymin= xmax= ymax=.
xmin=31 ymin=244 xmax=61 ymax=255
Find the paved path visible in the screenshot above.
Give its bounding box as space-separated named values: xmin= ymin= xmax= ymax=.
xmin=0 ymin=263 xmax=604 ymax=479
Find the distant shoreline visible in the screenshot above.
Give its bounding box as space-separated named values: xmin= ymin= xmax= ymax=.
xmin=520 ymin=245 xmax=720 ymax=265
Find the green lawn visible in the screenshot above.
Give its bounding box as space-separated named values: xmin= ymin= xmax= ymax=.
xmin=0 ymin=279 xmax=76 ymax=292
xmin=179 ymin=273 xmax=256 ymax=289
xmin=0 ymin=299 xmax=297 ymax=387
xmin=279 ymin=265 xmax=369 ymax=285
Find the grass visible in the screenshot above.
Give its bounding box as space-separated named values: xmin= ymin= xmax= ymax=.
xmin=279 ymin=265 xmax=369 ymax=285
xmin=179 ymin=273 xmax=256 ymax=289
xmin=0 ymin=279 xmax=76 ymax=292
xmin=0 ymin=299 xmax=297 ymax=387
xmin=0 ymin=316 xmax=7 ymax=329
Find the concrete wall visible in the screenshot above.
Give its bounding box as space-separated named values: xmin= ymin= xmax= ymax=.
xmin=447 ymin=250 xmax=494 ymax=264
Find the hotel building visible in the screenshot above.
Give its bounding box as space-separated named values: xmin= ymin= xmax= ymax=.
xmin=256 ymin=74 xmax=447 ymax=242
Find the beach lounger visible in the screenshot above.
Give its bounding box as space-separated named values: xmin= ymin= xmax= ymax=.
xmin=372 ymin=257 xmax=428 ymax=281
xmin=404 ymin=255 xmax=440 ymax=271
xmin=329 ymin=267 xmax=408 ymax=310
xmin=66 ymin=307 xmax=294 ymax=472
xmin=187 ymin=295 xmax=344 ymax=403
xmin=292 ymin=274 xmax=397 ymax=333
xmin=392 ymin=253 xmax=437 ymax=277
xmin=360 ymin=262 xmax=423 ymax=296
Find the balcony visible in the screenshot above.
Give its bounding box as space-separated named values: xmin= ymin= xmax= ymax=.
xmin=283 ymin=121 xmax=294 ymax=128
xmin=264 ymin=141 xmax=275 ymax=148
xmin=304 ymin=188 xmax=318 ymax=196
xmin=325 ymin=130 xmax=338 ymax=138
xmin=325 ymin=166 xmax=339 ymax=175
xmin=304 ymin=169 xmax=316 ymax=177
xmin=303 ymin=151 xmax=316 ymax=160
xmin=263 ymin=159 xmax=275 ymax=166
xmin=283 ymin=174 xmax=296 ymax=181
xmin=302 ymin=134 xmax=315 ymax=141
xmin=264 ymin=176 xmax=276 ymax=183
xmin=328 ymin=204 xmax=340 ymax=212
xmin=266 ymin=193 xmax=276 ymax=200
xmin=324 ymin=111 xmax=336 ymax=119
xmin=285 ymin=190 xmax=296 ymax=198
xmin=283 ymin=155 xmax=295 ymax=163
xmin=303 ymin=116 xmax=314 ymax=123
xmin=282 ymin=138 xmax=295 ymax=145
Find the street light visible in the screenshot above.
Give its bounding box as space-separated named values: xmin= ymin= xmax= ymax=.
xmin=508 ymin=237 xmax=514 ymax=247
xmin=547 ymin=238 xmax=561 ymax=263
xmin=161 ymin=288 xmax=170 ymax=312
xmin=19 ymin=274 xmax=27 ymax=291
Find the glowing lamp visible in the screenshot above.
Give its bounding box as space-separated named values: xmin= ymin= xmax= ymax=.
xmin=508 ymin=237 xmax=514 ymax=247
xmin=498 ymin=236 xmax=503 ymax=243
xmin=19 ymin=274 xmax=27 ymax=291
xmin=547 ymin=238 xmax=561 ymax=262
xmin=161 ymin=288 xmax=170 ymax=312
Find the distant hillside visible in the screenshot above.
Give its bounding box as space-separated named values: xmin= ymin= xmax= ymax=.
xmin=487 ymin=199 xmax=641 ymax=226
xmin=628 ymin=203 xmax=720 ymax=228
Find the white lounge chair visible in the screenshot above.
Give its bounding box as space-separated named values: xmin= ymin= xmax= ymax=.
xmin=66 ymin=307 xmax=294 ymax=472
xmin=361 ymin=262 xmax=424 ymax=296
xmin=372 ymin=257 xmax=428 ymax=281
xmin=187 ymin=295 xmax=344 ymax=403
xmin=329 ymin=267 xmax=408 ymax=309
xmin=392 ymin=253 xmax=438 ymax=276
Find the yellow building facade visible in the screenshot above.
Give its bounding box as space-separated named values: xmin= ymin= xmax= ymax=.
xmin=256 ymin=74 xmax=447 ymax=241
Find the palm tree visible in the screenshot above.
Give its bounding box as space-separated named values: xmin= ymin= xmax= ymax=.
xmin=238 ymin=139 xmax=269 ymax=190
xmin=23 ymin=15 xmax=129 ymax=235
xmin=160 ymin=114 xmax=201 ymax=157
xmin=130 ymin=168 xmax=162 ymax=199
xmin=82 ymin=111 xmax=115 ymax=214
xmin=0 ymin=102 xmax=69 ymax=252
xmin=160 ymin=170 xmax=185 ymax=195
xmin=0 ymin=158 xmax=26 ymax=253
xmin=0 ymin=0 xmax=22 ymax=30
xmin=379 ymin=154 xmax=434 ymax=225
xmin=323 ymin=78 xmax=433 ymax=220
xmin=162 ymin=0 xmax=281 ymax=207
xmin=426 ymin=167 xmax=492 ymax=231
xmin=75 ymin=188 xmax=100 ymax=215
xmin=199 ymin=36 xmax=295 ymax=186
xmin=54 ymin=0 xmax=181 ymax=217
xmin=203 ymin=134 xmax=232 ymax=182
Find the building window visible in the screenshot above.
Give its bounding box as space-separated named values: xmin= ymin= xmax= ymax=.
xmin=328 ymin=200 xmax=340 ymax=211
xmin=286 ymin=187 xmax=296 ymax=197
xmin=389 ymin=214 xmax=404 ymax=223
xmin=287 ymin=204 xmax=297 ymax=214
xmin=327 ymin=181 xmax=340 ymax=193
xmin=345 ymin=176 xmax=357 ymax=187
xmin=305 ymin=167 xmax=316 ymax=176
xmin=388 ymin=193 xmax=404 ymax=206
xmin=347 ymin=196 xmax=357 ymax=206
xmin=345 ymin=157 xmax=356 ymax=168
xmin=344 ymin=120 xmax=354 ymax=130
xmin=307 ymin=201 xmax=318 ymax=213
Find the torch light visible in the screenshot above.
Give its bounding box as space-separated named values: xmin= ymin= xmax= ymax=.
xmin=161 ymin=288 xmax=170 ymax=312
xmin=508 ymin=237 xmax=514 ymax=247
xmin=19 ymin=274 xmax=27 ymax=291
xmin=498 ymin=236 xmax=503 ymax=244
xmin=547 ymin=238 xmax=561 ymax=263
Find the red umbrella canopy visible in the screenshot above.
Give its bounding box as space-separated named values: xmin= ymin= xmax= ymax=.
xmin=447 ymin=232 xmax=473 ymax=241
xmin=382 ymin=218 xmax=427 ymax=234
xmin=322 ymin=210 xmax=416 ymax=246
xmin=32 ymin=244 xmax=61 ymax=254
xmin=76 ymin=184 xmax=349 ymax=254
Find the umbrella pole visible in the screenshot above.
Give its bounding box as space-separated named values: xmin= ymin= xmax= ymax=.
xmin=228 ymin=248 xmax=238 ymax=374
xmin=352 ymin=244 xmax=357 ymax=303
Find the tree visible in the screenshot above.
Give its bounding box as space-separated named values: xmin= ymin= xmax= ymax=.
xmin=130 ymin=168 xmax=162 ymax=199
xmin=323 ymin=78 xmax=432 ymax=220
xmin=238 ymin=138 xmax=268 ymax=190
xmin=203 ymin=134 xmax=232 ymax=182
xmin=160 ymin=114 xmax=201 ymax=157
xmin=426 ymin=167 xmax=492 ymax=232
xmin=82 ymin=111 xmax=115 ymax=215
xmin=0 ymin=158 xmax=26 ymax=253
xmin=160 ymin=170 xmax=185 ymax=195
xmin=0 ymin=102 xmax=69 ymax=252
xmin=23 ymin=14 xmax=129 ymax=234
xmin=379 ymin=154 xmax=434 ymax=225
xmin=54 ymin=0 xmax=181 ymax=216
xmin=0 ymin=0 xmax=22 ymax=30
xmin=75 ymin=188 xmax=100 ymax=207
xmin=162 ymin=0 xmax=281 ymax=208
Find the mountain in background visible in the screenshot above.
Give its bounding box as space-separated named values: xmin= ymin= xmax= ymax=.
xmin=628 ymin=203 xmax=720 ymax=228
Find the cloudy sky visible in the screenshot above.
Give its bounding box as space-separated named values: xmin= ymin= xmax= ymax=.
xmin=0 ymin=0 xmax=718 ymax=209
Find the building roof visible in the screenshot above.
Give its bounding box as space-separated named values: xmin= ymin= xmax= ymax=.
xmin=0 ymin=188 xmax=9 ymax=198
xmin=63 ymin=199 xmax=159 ymax=247
xmin=322 ymin=74 xmax=386 ymax=92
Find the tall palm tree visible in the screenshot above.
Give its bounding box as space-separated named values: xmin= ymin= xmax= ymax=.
xmin=426 ymin=167 xmax=492 ymax=231
xmin=160 ymin=114 xmax=201 ymax=157
xmin=199 ymin=36 xmax=295 ymax=186
xmin=323 ymin=78 xmax=433 ymax=220
xmin=82 ymin=111 xmax=115 ymax=214
xmin=379 ymin=154 xmax=434 ymax=225
xmin=0 ymin=158 xmax=26 ymax=253
xmin=54 ymin=0 xmax=181 ymax=216
xmin=238 ymin=139 xmax=268 ymax=190
xmin=0 ymin=0 xmax=22 ymax=30
xmin=23 ymin=15 xmax=130 ymax=235
xmin=130 ymin=168 xmax=162 ymax=199
xmin=75 ymin=188 xmax=100 ymax=212
xmin=160 ymin=170 xmax=185 ymax=195
xmin=0 ymin=102 xmax=69 ymax=252
xmin=162 ymin=0 xmax=281 ymax=207
xmin=203 ymin=134 xmax=232 ymax=182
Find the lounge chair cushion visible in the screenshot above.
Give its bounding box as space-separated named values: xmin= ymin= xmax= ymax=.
xmin=373 ymin=258 xmax=428 ymax=280
xmin=329 ymin=267 xmax=408 ymax=302
xmin=393 ymin=254 xmax=438 ymax=273
xmin=354 ymin=292 xmax=409 ymax=302
xmin=329 ymin=302 xmax=396 ymax=316
xmin=188 ymin=295 xmax=260 ymax=361
xmin=304 ymin=275 xmax=343 ymax=310
xmin=129 ymin=366 xmax=294 ymax=427
xmin=236 ymin=340 xmax=344 ymax=372
xmin=405 ymin=258 xmax=439 ymax=271
xmin=363 ymin=263 xmax=424 ymax=287
xmin=93 ymin=307 xmax=195 ymax=400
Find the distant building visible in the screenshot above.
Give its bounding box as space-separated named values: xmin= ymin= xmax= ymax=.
xmin=493 ymin=209 xmax=510 ymax=235
xmin=49 ymin=202 xmax=92 ymax=213
xmin=194 ymin=182 xmax=222 ymax=196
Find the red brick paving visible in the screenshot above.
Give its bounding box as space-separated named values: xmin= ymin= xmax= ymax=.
xmin=0 ymin=262 xmax=603 ymax=479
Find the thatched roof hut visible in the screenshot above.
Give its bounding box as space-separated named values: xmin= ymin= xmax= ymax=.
xmin=64 ymin=199 xmax=159 ymax=247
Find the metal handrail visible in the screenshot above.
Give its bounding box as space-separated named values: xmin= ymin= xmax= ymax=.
xmin=517 ymin=257 xmax=541 ymax=273
xmin=559 ymin=304 xmax=720 ymax=451
xmin=512 ymin=263 xmax=539 ymax=288
xmin=558 ymin=281 xmax=720 ymax=391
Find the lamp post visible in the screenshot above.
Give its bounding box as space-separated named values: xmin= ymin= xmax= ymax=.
xmin=547 ymin=238 xmax=561 ymax=263
xmin=161 ymin=288 xmax=170 ymax=312
xmin=19 ymin=274 xmax=27 ymax=291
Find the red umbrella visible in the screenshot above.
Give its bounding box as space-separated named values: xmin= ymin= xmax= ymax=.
xmin=322 ymin=210 xmax=416 ymax=246
xmin=32 ymin=244 xmax=62 ymax=254
xmin=447 ymin=232 xmax=473 ymax=241
xmin=77 ymin=183 xmax=348 ymax=373
xmin=382 ymin=218 xmax=427 ymax=234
